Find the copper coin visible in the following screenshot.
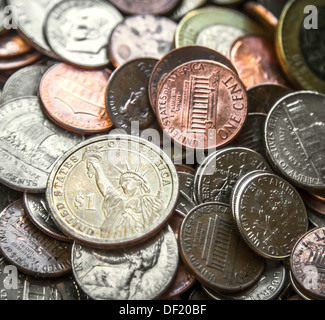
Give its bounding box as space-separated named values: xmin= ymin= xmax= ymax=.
xmin=156 ymin=59 xmax=248 ymax=150
xmin=0 ymin=51 xmax=42 ymax=70
xmin=247 ymin=83 xmax=292 ymax=114
xmin=229 ymin=34 xmax=291 ymax=88
xmin=39 ymin=63 xmax=114 ymax=135
xmin=149 ymin=45 xmax=238 ymax=114
xmin=299 ymin=190 xmax=325 ymax=217
xmin=179 ymin=202 xmax=265 ymax=293
xmin=108 ymin=15 xmax=177 ymax=68
xmin=290 ymin=227 xmax=325 ymax=300
xmin=0 ymin=31 xmax=32 ymax=58
xmin=108 ymin=0 xmax=180 ymax=15
xmin=0 ymin=200 xmax=72 ymax=278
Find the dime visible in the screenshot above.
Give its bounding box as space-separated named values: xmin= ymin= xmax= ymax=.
xmin=290 ymin=227 xmax=325 ymax=300
xmin=0 ymin=97 xmax=84 ymax=193
xmin=39 ymin=63 xmax=113 ymax=135
xmin=108 ymin=0 xmax=180 ymax=15
xmin=0 ymin=31 xmax=32 ymax=58
xmin=276 ymin=0 xmax=325 ymax=94
xmin=105 ymin=58 xmax=160 ymax=135
xmin=195 ymin=147 xmax=271 ymax=205
xmin=0 ymin=200 xmax=72 ymax=277
xmin=46 ymin=135 xmax=179 ymax=248
xmin=176 ymin=191 xmax=196 ymax=215
xmin=179 ymin=202 xmax=265 ymax=293
xmin=174 ymin=7 xmax=265 ymax=57
xmin=108 ymin=15 xmax=177 ymax=68
xmin=44 ymin=0 xmax=123 ymax=68
xmin=71 ymin=226 xmax=179 ymax=300
xmin=177 ymin=170 xmax=195 ymax=200
xmin=149 ymin=45 xmax=238 ymax=113
xmin=156 ymin=60 xmax=248 ymax=150
xmin=264 ymin=91 xmax=325 ymax=191
xmin=2 ymin=65 xmax=48 ymax=102
xmin=229 ymin=34 xmax=291 ymax=88
xmin=24 ymin=192 xmax=71 ymax=242
xmin=231 ymin=171 xmax=309 ymax=260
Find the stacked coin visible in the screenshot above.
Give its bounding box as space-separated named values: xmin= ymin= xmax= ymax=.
xmin=0 ymin=0 xmax=323 ymax=301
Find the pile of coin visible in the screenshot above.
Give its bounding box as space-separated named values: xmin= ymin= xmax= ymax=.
xmin=0 ymin=0 xmax=323 ymax=301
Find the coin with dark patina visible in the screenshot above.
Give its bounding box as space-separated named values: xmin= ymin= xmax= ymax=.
xmin=0 ymin=200 xmax=72 ymax=277
xmin=179 ymin=202 xmax=265 ymax=293
xmin=156 ymin=60 xmax=248 ymax=150
xmin=0 ymin=31 xmax=32 ymax=58
xmin=231 ymin=171 xmax=309 ymax=260
xmin=108 ymin=15 xmax=177 ymax=68
xmin=105 ymin=58 xmax=160 ymax=135
xmin=149 ymin=45 xmax=238 ymax=114
xmin=299 ymin=190 xmax=325 ymax=218
xmin=264 ymin=91 xmax=325 ymax=191
xmin=39 ymin=63 xmax=113 ymax=134
xmin=71 ymin=226 xmax=178 ymax=300
xmin=229 ymin=34 xmax=290 ymax=88
xmin=290 ymin=227 xmax=325 ymax=300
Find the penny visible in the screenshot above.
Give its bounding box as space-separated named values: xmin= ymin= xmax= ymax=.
xmin=256 ymin=0 xmax=289 ymax=18
xmin=0 ymin=50 xmax=42 ymax=70
xmin=39 ymin=63 xmax=114 ymax=135
xmin=229 ymin=34 xmax=291 ymax=88
xmin=149 ymin=45 xmax=238 ymax=114
xmin=179 ymin=202 xmax=265 ymax=293
xmin=174 ymin=7 xmax=265 ymax=57
xmin=290 ymin=227 xmax=325 ymax=300
xmin=105 ymin=58 xmax=160 ymax=135
xmin=276 ymin=0 xmax=325 ymax=94
xmin=46 ymin=135 xmax=179 ymax=248
xmin=108 ymin=15 xmax=177 ymax=68
xmin=0 ymin=200 xmax=72 ymax=277
xmin=247 ymin=83 xmax=292 ymax=114
xmin=0 ymin=97 xmax=84 ymax=193
xmin=299 ymin=190 xmax=325 ymax=218
xmin=44 ymin=0 xmax=123 ymax=68
xmin=202 ymin=259 xmax=288 ymax=300
xmin=195 ymin=147 xmax=271 ymax=205
xmin=289 ymin=271 xmax=313 ymax=300
xmin=168 ymin=0 xmax=207 ymax=21
xmin=231 ymin=171 xmax=309 ymax=260
xmin=264 ymin=91 xmax=325 ymax=191
xmin=108 ymin=0 xmax=180 ymax=15
xmin=23 ymin=192 xmax=71 ymax=242
xmin=156 ymin=59 xmax=248 ymax=150
xmin=2 ymin=65 xmax=49 ymax=103
xmin=0 ymin=31 xmax=32 ymax=58
xmin=7 ymin=0 xmax=62 ymax=58
xmin=71 ymin=226 xmax=179 ymax=300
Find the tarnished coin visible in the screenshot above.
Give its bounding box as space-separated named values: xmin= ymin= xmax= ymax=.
xmin=2 ymin=65 xmax=48 ymax=103
xmin=44 ymin=0 xmax=123 ymax=68
xmin=229 ymin=34 xmax=290 ymax=88
xmin=0 ymin=31 xmax=32 ymax=58
xmin=149 ymin=45 xmax=238 ymax=113
xmin=180 ymin=202 xmax=265 ymax=293
xmin=290 ymin=227 xmax=325 ymax=300
xmin=108 ymin=0 xmax=180 ymax=15
xmin=39 ymin=63 xmax=113 ymax=135
xmin=0 ymin=182 xmax=22 ymax=213
xmin=0 ymin=200 xmax=72 ymax=277
xmin=108 ymin=15 xmax=177 ymax=68
xmin=299 ymin=190 xmax=325 ymax=218
xmin=71 ymin=226 xmax=178 ymax=300
xmin=174 ymin=7 xmax=265 ymax=57
xmin=0 ymin=97 xmax=84 ymax=193
xmin=231 ymin=171 xmax=309 ymax=260
xmin=276 ymin=0 xmax=325 ymax=94
xmin=24 ymin=192 xmax=71 ymax=242
xmin=264 ymin=91 xmax=325 ymax=191
xmin=7 ymin=0 xmax=62 ymax=58
xmin=105 ymin=58 xmax=160 ymax=135
xmin=46 ymin=135 xmax=179 ymax=248
xmin=156 ymin=60 xmax=248 ymax=150
xmin=195 ymin=147 xmax=271 ymax=205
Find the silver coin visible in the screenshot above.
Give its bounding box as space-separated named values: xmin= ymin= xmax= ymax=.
xmin=0 ymin=97 xmax=84 ymax=193
xmin=44 ymin=0 xmax=123 ymax=68
xmin=7 ymin=0 xmax=62 ymax=58
xmin=195 ymin=147 xmax=271 ymax=205
xmin=0 ymin=0 xmax=6 ymax=33
xmin=177 ymin=170 xmax=195 ymax=200
xmin=71 ymin=226 xmax=179 ymax=300
xmin=2 ymin=65 xmax=49 ymax=103
xmin=264 ymin=91 xmax=325 ymax=191
xmin=176 ymin=191 xmax=196 ymax=215
xmin=306 ymin=206 xmax=325 ymax=228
